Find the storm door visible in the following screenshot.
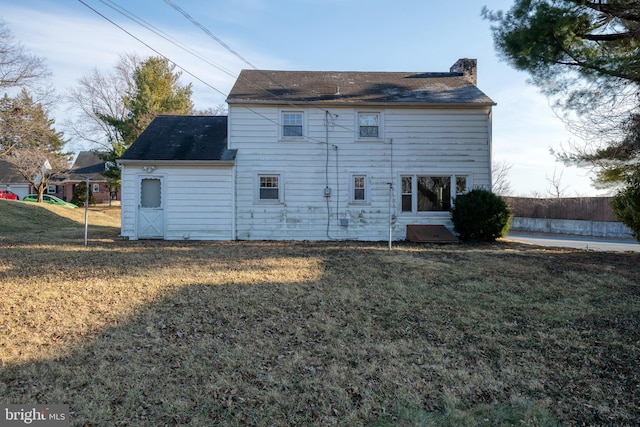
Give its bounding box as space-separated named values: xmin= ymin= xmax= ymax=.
xmin=138 ymin=176 xmax=164 ymax=239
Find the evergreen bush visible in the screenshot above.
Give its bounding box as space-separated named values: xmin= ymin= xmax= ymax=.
xmin=71 ymin=181 xmax=97 ymax=207
xmin=611 ymin=183 xmax=640 ymax=241
xmin=451 ymin=189 xmax=512 ymax=242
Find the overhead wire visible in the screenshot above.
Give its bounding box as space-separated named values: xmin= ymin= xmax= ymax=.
xmin=98 ymin=0 xmax=237 ymax=79
xmin=79 ymin=0 xmax=356 ymax=140
xmin=77 ymin=0 xmax=228 ymax=98
xmin=162 ymin=0 xmax=355 ymax=135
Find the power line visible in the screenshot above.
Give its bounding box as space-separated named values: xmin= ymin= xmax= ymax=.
xmin=79 ymin=0 xmax=355 ymax=141
xmin=77 ymin=0 xmax=228 ymax=98
xmin=98 ymin=0 xmax=237 ymax=79
xmin=163 ymin=0 xmax=258 ymax=71
xmin=161 ymin=0 xmax=355 ymax=134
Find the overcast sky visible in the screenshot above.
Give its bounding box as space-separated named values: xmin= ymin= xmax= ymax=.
xmin=0 ymin=0 xmax=609 ymax=196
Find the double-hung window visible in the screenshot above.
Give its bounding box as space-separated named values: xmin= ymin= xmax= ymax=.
xmin=358 ymin=112 xmax=380 ymax=138
xmin=282 ymin=112 xmax=303 ymax=138
xmin=258 ymin=174 xmax=281 ymax=203
xmin=350 ymin=174 xmax=369 ymax=204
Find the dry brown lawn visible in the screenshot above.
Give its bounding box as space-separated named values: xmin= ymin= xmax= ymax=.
xmin=0 ymin=201 xmax=639 ymax=426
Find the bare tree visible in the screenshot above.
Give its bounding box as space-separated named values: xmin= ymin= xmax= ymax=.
xmin=195 ymin=104 xmax=228 ymax=116
xmin=64 ymin=53 xmax=141 ymax=149
xmin=0 ymin=20 xmax=52 ymax=103
xmin=492 ymin=160 xmax=513 ymax=196
xmin=10 ymin=147 xmax=69 ymax=201
xmin=545 ymin=167 xmax=570 ymax=198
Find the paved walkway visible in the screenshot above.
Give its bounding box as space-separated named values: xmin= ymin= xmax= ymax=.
xmin=506 ymin=232 xmax=640 ymax=252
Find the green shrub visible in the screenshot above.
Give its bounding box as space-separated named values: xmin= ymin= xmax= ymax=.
xmin=451 ymin=189 xmax=512 ymax=242
xmin=611 ymin=182 xmax=640 ymax=241
xmin=71 ymin=181 xmax=97 ymax=207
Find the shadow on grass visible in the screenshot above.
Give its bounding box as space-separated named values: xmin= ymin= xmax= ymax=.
xmin=1 ymin=240 xmax=639 ymax=425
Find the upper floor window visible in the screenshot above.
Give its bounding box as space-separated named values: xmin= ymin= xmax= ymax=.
xmin=358 ymin=112 xmax=380 ymax=138
xmin=282 ymin=112 xmax=303 ymax=138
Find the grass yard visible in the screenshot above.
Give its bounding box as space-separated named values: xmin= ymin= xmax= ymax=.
xmin=0 ymin=200 xmax=639 ymax=426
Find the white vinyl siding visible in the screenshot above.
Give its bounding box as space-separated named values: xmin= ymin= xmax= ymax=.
xmin=120 ymin=164 xmax=234 ymax=240
xmin=229 ymin=105 xmax=491 ymax=241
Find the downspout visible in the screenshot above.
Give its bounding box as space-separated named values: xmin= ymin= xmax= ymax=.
xmin=488 ymin=108 xmax=493 ymax=192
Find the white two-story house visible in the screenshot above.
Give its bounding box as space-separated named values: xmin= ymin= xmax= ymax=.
xmin=118 ymin=59 xmax=496 ymax=241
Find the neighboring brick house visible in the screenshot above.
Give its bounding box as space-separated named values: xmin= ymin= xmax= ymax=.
xmin=51 ymin=151 xmax=119 ymax=204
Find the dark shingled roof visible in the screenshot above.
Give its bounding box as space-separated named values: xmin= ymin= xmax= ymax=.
xmin=227 ymin=70 xmax=495 ymax=106
xmin=120 ymin=115 xmax=235 ymax=162
xmin=0 ymin=159 xmax=23 ymax=183
xmin=68 ymin=151 xmax=108 ymax=180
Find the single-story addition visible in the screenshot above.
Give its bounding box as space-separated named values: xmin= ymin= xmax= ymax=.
xmin=118 ymin=115 xmax=236 ymax=240
xmin=119 ymin=58 xmax=496 ymax=241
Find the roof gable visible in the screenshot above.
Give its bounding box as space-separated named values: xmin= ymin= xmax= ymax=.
xmin=227 ymin=69 xmax=495 ymax=106
xmin=120 ymin=115 xmax=235 ymax=162
xmin=0 ymin=159 xmax=23 ymax=183
xmin=70 ymin=151 xmax=107 ymax=177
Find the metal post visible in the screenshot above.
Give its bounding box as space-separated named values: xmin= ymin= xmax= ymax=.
xmin=388 ymin=182 xmax=392 ymax=251
xmin=84 ymin=177 xmax=89 ymax=246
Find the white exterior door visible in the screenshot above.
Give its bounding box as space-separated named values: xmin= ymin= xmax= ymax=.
xmin=138 ymin=176 xmax=164 ymax=239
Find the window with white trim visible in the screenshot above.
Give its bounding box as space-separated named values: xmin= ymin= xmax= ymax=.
xmin=47 ymin=184 xmax=56 ymax=194
xmin=455 ymin=176 xmax=467 ymax=196
xmin=358 ymin=112 xmax=380 ymax=138
xmin=401 ymin=174 xmax=468 ymax=213
xmin=282 ymin=112 xmax=303 ymax=138
xmin=258 ymin=174 xmax=281 ymax=203
xmin=350 ymin=174 xmax=369 ymax=204
xmin=92 ymin=183 xmax=100 ymax=193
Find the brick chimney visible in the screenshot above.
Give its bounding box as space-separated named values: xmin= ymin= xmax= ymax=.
xmin=450 ymin=58 xmax=477 ymax=85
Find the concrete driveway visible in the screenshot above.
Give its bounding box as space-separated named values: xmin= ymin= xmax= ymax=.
xmin=506 ymin=232 xmax=640 ymax=252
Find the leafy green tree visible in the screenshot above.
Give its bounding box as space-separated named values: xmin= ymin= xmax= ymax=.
xmin=483 ymin=0 xmax=640 ymax=188
xmin=93 ymin=56 xmax=193 ymax=188
xmin=105 ymin=56 xmax=194 ymax=148
xmin=0 ymin=90 xmax=69 ymax=201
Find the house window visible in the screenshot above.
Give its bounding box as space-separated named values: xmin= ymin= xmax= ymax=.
xmin=401 ymin=176 xmax=413 ymax=212
xmin=258 ymin=174 xmax=281 ymax=202
xmin=47 ymin=185 xmax=56 ymax=194
xmin=401 ymin=175 xmax=467 ymax=213
xmin=456 ymin=176 xmax=467 ymax=195
xmin=418 ymin=176 xmax=451 ymax=211
xmin=358 ymin=112 xmax=380 ymax=138
xmin=92 ymin=183 xmax=100 ymax=193
xmin=350 ymin=174 xmax=368 ymax=204
xmin=282 ymin=112 xmax=303 ymax=137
